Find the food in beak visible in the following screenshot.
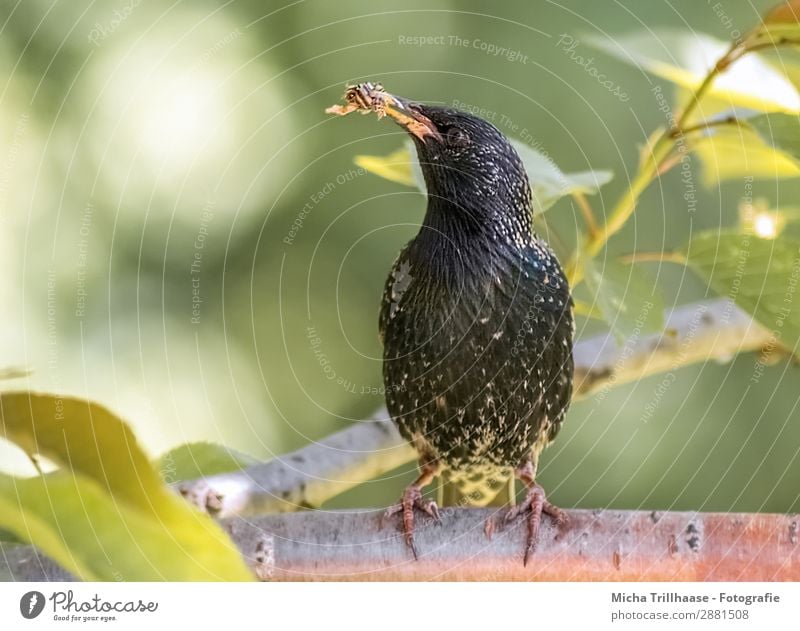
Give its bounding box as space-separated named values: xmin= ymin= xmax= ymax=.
xmin=325 ymin=82 xmax=441 ymax=142
xmin=325 ymin=82 xmax=392 ymax=117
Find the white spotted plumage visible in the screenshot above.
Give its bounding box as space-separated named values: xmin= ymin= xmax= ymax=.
xmin=378 ymin=104 xmax=574 ymax=506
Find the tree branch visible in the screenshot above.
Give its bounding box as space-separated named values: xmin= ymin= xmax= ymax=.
xmin=571 ymin=297 xmax=771 ymax=397
xmin=176 ymin=298 xmax=772 ymax=519
xmin=177 ymin=414 xmax=415 ymax=517
xmin=3 ymin=509 xmax=798 ymax=581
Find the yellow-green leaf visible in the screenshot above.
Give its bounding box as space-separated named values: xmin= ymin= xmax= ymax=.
xmin=689 ymin=112 xmax=800 ymax=185
xmin=588 ymin=31 xmax=800 ymax=115
xmin=354 ymin=146 xmax=416 ymax=187
xmin=1 ymin=393 xmax=170 ymax=515
xmin=0 ymin=392 xmax=254 ymax=580
xmin=692 ymin=125 xmax=800 ymax=185
xmin=158 ymin=442 xmax=260 ymax=483
xmin=0 ymin=472 xmax=249 ymax=580
xmin=683 ymin=230 xmax=800 ymax=352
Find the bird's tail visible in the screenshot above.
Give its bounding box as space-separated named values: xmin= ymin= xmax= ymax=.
xmin=438 ymin=468 xmax=515 ymax=508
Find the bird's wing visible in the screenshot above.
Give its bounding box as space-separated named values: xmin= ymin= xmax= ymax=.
xmin=378 ymin=246 xmax=412 ymax=346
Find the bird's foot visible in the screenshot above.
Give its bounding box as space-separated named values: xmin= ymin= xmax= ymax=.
xmin=485 ymin=483 xmax=567 ymax=565
xmin=383 ymin=485 xmax=441 ymax=560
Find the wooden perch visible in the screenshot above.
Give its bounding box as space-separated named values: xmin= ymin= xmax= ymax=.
xmin=3 ymin=509 xmax=798 ymax=581
xmin=177 ymin=298 xmax=773 ymax=519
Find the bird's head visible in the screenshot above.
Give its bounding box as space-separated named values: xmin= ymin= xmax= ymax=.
xmin=381 ymin=96 xmax=533 ymax=236
xmin=327 ymin=84 xmax=534 ymax=242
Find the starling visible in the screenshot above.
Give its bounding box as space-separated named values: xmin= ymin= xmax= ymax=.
xmin=328 ymin=85 xmax=574 ymax=563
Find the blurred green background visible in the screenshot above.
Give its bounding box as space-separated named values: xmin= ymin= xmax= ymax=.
xmin=1 ymin=0 xmax=798 ymax=514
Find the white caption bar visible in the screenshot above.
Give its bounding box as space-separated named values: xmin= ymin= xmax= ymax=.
xmin=0 ymin=582 xmax=796 ymax=630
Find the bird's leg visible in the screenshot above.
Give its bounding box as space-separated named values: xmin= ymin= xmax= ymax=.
xmin=486 ymin=460 xmax=568 ymax=566
xmin=383 ymin=459 xmax=441 ymax=559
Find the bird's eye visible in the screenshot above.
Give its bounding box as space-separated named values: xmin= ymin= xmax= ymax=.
xmin=445 ymin=126 xmax=470 ymax=147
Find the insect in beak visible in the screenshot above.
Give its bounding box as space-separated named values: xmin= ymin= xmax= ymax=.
xmin=326 ymin=82 xmax=442 ymax=143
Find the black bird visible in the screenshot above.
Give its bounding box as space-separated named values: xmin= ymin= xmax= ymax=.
xmin=329 ymin=85 xmax=574 ymax=563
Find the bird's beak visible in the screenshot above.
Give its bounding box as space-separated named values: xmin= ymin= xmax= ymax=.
xmin=382 ymin=95 xmax=443 ymax=143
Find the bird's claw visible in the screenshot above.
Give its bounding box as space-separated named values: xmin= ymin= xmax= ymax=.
xmin=547 ymin=504 xmax=569 ymax=527
xmin=384 ymin=485 xmax=441 ymax=559
xmin=423 ymin=498 xmax=442 ymax=522
xmin=485 ymin=483 xmax=567 ymax=566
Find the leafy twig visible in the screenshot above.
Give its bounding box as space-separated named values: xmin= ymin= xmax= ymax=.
xmin=565 ymin=20 xmax=798 ymax=286
xmin=670 ymin=116 xmax=741 ymax=139
xmin=572 ymin=192 xmax=600 ymax=239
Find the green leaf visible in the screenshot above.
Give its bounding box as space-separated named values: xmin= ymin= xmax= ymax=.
xmin=683 ymin=230 xmax=800 ymax=352
xmin=0 ymin=528 xmax=23 ymax=544
xmin=560 ymin=170 xmax=614 ymax=194
xmin=738 ymin=198 xmax=790 ymax=238
xmin=357 ymin=140 xmax=612 ymax=212
xmin=510 ymin=140 xmax=613 ymax=211
xmin=157 ymin=442 xmax=260 ymax=483
xmin=0 ymin=392 xmax=254 ymax=581
xmin=745 ymin=112 xmax=800 ymax=163
xmin=587 ymin=30 xmax=800 ymax=115
xmin=582 ymin=257 xmax=665 ymax=343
